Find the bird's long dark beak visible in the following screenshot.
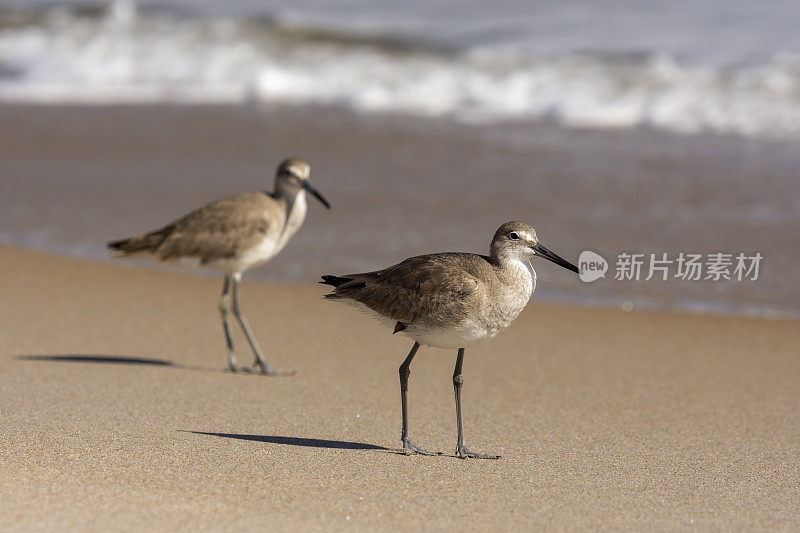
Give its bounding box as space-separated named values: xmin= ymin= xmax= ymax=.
xmin=531 ymin=242 xmax=579 ymax=274
xmin=303 ymin=181 xmax=331 ymax=209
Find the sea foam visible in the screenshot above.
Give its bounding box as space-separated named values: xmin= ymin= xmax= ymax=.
xmin=2 ymin=1 xmax=800 ymax=139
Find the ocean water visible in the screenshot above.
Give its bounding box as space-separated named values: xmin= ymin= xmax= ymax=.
xmin=1 ymin=0 xmax=800 ymax=138
xmin=0 ymin=2 xmax=798 ymax=318
xmin=1 ymin=104 xmax=798 ymax=318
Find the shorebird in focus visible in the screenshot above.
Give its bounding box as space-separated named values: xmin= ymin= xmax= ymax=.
xmin=108 ymin=158 xmax=330 ymax=375
xmin=321 ymin=221 xmax=579 ymax=458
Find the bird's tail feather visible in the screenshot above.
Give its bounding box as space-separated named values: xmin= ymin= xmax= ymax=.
xmin=320 ymin=275 xmax=357 ymax=299
xmin=107 ymin=227 xmax=170 ymax=256
xmin=106 ymin=238 xmax=130 ymax=252
xmin=319 ymin=275 xmax=353 ymax=288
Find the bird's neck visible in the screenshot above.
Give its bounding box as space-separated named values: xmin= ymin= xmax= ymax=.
xmin=489 ymin=246 xmax=519 ymax=268
xmin=491 ymin=250 xmax=534 ymax=296
xmin=276 ymin=189 xmax=308 ymax=245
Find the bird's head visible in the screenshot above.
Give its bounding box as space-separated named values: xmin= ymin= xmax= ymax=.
xmin=275 ymin=158 xmax=330 ymax=209
xmin=491 ymin=221 xmax=578 ymax=273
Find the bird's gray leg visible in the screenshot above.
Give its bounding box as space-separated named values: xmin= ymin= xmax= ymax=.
xmin=219 ymin=275 xmax=240 ymax=372
xmin=399 ymin=342 xmax=438 ymax=456
xmin=230 ymin=273 xmax=295 ymax=376
xmin=453 ymin=348 xmax=500 ymax=459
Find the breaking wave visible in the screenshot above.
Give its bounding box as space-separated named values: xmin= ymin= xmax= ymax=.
xmin=2 ymin=1 xmax=800 ymax=139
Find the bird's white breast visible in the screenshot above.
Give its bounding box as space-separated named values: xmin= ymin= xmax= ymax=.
xmin=273 ymin=193 xmax=307 ymax=253
xmin=231 ymin=234 xmax=281 ymax=271
xmin=409 ymin=259 xmax=535 ymax=349
xmin=213 ymin=192 xmax=307 ymax=274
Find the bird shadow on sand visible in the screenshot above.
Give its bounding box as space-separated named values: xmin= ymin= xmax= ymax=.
xmin=14 ymin=354 xmax=224 ymax=373
xmin=184 ymin=430 xmax=404 ymax=455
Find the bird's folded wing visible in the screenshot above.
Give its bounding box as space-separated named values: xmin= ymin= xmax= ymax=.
xmin=335 ymin=254 xmax=481 ymax=324
xmin=153 ymin=192 xmax=281 ymax=262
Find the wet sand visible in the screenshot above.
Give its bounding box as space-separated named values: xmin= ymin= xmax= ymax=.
xmin=1 ymin=246 xmax=798 ymax=530
xmin=0 ymin=103 xmax=798 ymax=316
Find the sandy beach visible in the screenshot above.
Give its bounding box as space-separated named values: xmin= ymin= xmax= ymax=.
xmin=2 ymin=3 xmax=799 ymax=530
xmin=1 ymin=245 xmax=798 ymax=530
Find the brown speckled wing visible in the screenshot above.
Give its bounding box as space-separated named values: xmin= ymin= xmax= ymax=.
xmin=158 ymin=191 xmax=283 ymax=262
xmin=332 ymin=253 xmax=491 ymax=325
xmin=111 ymin=191 xmax=283 ymax=262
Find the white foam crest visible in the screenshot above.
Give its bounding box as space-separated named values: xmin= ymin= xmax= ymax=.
xmin=2 ymin=3 xmax=800 ymax=139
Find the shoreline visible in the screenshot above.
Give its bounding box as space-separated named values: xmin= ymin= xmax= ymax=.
xmin=10 ymin=241 xmax=799 ymax=321
xmin=1 ymin=244 xmax=798 ymax=530
xmin=1 ymin=103 xmax=798 ymax=318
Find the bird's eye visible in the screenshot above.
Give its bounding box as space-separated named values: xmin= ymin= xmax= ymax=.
xmin=509 ymin=232 xmax=519 ymax=240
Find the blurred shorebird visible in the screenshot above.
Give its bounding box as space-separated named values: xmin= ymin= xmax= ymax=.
xmin=108 ymin=158 xmax=330 ymax=375
xmin=321 ymin=221 xmax=578 ymax=458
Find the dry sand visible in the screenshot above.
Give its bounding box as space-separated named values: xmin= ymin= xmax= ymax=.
xmin=1 ymin=245 xmax=798 ymax=530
